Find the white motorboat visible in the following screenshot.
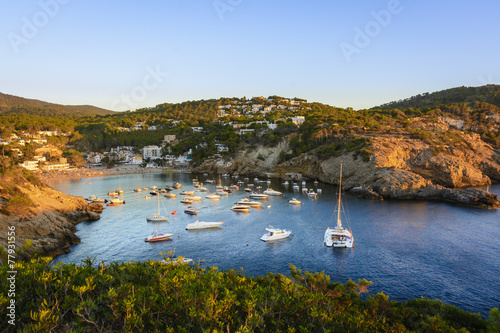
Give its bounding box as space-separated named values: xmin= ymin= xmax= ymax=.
xmin=180 ymin=190 xmax=194 ymax=195
xmin=197 ymin=187 xmax=208 ymax=192
xmin=186 ymin=220 xmax=224 ymax=230
xmin=185 ymin=196 xmax=202 ymax=201
xmin=244 ymin=187 xmax=252 ymax=193
xmin=164 ymin=193 xmax=177 ymax=198
xmin=108 ymin=191 xmax=118 ymax=197
xmin=292 ymin=183 xmax=300 ymax=191
xmin=216 ymin=190 xmax=228 ymax=196
xmin=180 ymin=198 xmax=194 ymax=204
xmin=150 ymin=185 xmax=158 ymax=190
xmin=324 ymin=164 xmax=354 ymax=248
xmin=249 ymin=192 xmax=268 ymax=200
xmin=107 ymin=198 xmax=125 ymax=205
xmin=231 ymin=205 xmax=250 ymax=212
xmin=87 ymin=195 xmax=106 ymax=203
xmin=134 ymin=188 xmax=142 ymax=193
xmin=146 ymin=195 xmax=169 ymax=222
xmin=236 ymin=198 xmax=263 ymax=207
xmin=145 ymin=229 xmax=173 ymax=242
xmin=205 ymin=193 xmax=220 ymax=200
xmin=288 ymin=198 xmax=301 ymax=205
xmin=260 ymin=226 xmax=292 ymax=242
xmin=263 ymin=188 xmax=282 ymax=196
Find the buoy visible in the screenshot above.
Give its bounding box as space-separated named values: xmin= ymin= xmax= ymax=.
xmin=246 ymin=243 xmax=249 ymax=246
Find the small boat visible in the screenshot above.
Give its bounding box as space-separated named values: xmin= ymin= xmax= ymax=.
xmin=249 ymin=192 xmax=268 ymax=200
xmin=117 ymin=188 xmax=124 ymax=195
xmin=301 ymin=180 xmax=306 ymax=186
xmin=288 ymin=198 xmax=301 ymax=205
xmin=184 ymin=206 xmax=198 ymax=215
xmin=292 ymin=184 xmax=300 ymax=191
xmin=150 ymin=191 xmax=158 ymax=196
xmin=87 ymin=195 xmax=106 ymax=203
xmin=205 ymin=179 xmax=214 ymax=184
xmin=324 ymin=164 xmax=354 ymax=248
xmin=134 ymin=188 xmax=142 ymax=193
xmin=307 ymin=190 xmax=318 ymax=198
xmin=165 ymin=186 xmax=174 ymax=192
xmin=109 ymin=198 xmax=125 ymax=204
xmin=150 ymin=185 xmax=158 ymax=190
xmin=244 ymin=188 xmax=252 ymax=193
xmin=147 ymin=195 xmax=169 ymax=222
xmin=260 ymin=226 xmax=292 ymax=242
xmin=172 ymin=182 xmax=182 ymax=189
xmin=197 ymin=187 xmax=208 ymax=192
xmin=231 ymin=205 xmax=250 ymax=212
xmin=282 ymin=181 xmax=289 ymax=186
xmin=143 ymin=187 xmax=148 ymax=191
xmin=144 ymin=196 xmax=151 ymax=200
xmin=229 ymin=185 xmax=239 ymax=191
xmin=314 ymin=180 xmax=319 ymax=185
xmin=185 ymin=196 xmax=202 ymax=201
xmin=180 ymin=190 xmax=194 ymax=195
xmin=216 ymin=190 xmax=228 ymax=196
xmin=263 ymin=188 xmax=282 ymax=196
xmin=145 ymin=229 xmax=173 ymax=242
xmin=108 ymin=191 xmax=118 ymax=197
xmin=180 ymin=198 xmax=194 ymax=204
xmin=161 ymin=257 xmax=193 ymax=265
xmin=236 ymin=198 xmax=263 ymax=207
xmin=205 ymin=193 xmax=220 ymax=200
xmin=317 ymin=189 xmax=322 ymax=194
xmin=186 ymin=220 xmax=224 ymax=230
xmin=164 ymin=193 xmax=177 ymax=198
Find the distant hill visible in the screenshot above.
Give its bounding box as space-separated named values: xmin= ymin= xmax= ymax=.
xmin=373 ymin=85 xmax=500 ymax=110
xmin=0 ymin=92 xmax=115 ymax=117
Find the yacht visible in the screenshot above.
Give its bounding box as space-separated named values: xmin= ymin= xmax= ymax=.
xmin=231 ymin=205 xmax=250 ymax=212
xmin=236 ymin=198 xmax=263 ymax=207
xmin=263 ymin=188 xmax=282 ymax=196
xmin=205 ymin=193 xmax=220 ymax=200
xmin=324 ymin=164 xmax=354 ymax=248
xmin=186 ymin=220 xmax=224 ymax=230
xmin=260 ymin=226 xmax=292 ymax=242
xmin=249 ymin=192 xmax=268 ymax=200
xmin=144 ymin=229 xmax=173 ymax=242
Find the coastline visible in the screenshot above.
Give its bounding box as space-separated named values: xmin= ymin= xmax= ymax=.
xmin=39 ymin=165 xmax=171 ymax=182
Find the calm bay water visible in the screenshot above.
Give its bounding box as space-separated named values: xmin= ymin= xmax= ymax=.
xmin=50 ymin=172 xmax=500 ymax=316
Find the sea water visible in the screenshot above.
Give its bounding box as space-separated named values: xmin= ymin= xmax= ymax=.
xmin=50 ymin=172 xmax=500 ymax=316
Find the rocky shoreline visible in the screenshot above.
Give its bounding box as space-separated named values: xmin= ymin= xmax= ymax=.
xmin=0 ymin=171 xmax=103 ymax=259
xmin=192 ymin=135 xmax=500 ymax=209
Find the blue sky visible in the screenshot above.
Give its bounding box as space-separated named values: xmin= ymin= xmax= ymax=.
xmin=1 ymin=0 xmax=499 ymax=111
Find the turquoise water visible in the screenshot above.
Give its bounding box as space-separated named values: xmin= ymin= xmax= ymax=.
xmin=50 ymin=172 xmax=500 ymax=316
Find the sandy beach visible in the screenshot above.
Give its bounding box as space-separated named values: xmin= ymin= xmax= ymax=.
xmin=39 ymin=165 xmax=176 ymax=182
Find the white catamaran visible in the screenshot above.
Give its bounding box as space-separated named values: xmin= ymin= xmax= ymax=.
xmin=324 ymin=164 xmax=354 ymax=248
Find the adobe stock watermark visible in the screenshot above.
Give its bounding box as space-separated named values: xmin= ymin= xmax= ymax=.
xmin=111 ymin=65 xmax=168 ymax=111
xmin=7 ymin=0 xmax=71 ymax=53
xmin=213 ymin=0 xmax=243 ymax=21
xmin=340 ymin=0 xmax=409 ymax=63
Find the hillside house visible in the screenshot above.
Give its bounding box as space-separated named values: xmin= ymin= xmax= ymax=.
xmin=143 ymin=145 xmax=162 ymax=160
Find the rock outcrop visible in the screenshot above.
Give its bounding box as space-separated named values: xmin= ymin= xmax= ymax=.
xmin=192 ymin=133 xmax=500 ymax=209
xmin=0 ymin=170 xmax=102 ymax=258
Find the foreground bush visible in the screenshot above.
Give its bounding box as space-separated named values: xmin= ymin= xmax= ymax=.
xmin=0 ymin=255 xmax=497 ymax=332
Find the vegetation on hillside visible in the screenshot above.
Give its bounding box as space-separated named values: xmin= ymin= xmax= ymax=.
xmin=0 ymin=253 xmax=498 ymax=332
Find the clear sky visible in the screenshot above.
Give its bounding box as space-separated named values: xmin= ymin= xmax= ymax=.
xmin=1 ymin=0 xmax=499 ymax=111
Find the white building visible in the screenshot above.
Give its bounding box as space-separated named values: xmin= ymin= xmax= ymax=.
xmin=291 ymin=116 xmax=305 ymax=126
xmin=239 ymin=129 xmax=255 ymax=135
xmin=143 ymin=145 xmax=162 ymax=160
xmin=215 ymin=144 xmax=229 ymax=152
xmin=191 ymin=127 xmax=203 ymax=132
xmin=19 ymin=160 xmax=39 ymax=171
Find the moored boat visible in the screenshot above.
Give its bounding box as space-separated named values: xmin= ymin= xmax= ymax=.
xmin=184 ymin=206 xmax=198 ymax=215
xmin=205 ymin=193 xmax=220 ymax=200
xmin=288 ymin=198 xmax=301 ymax=205
xmin=263 ymin=188 xmax=282 ymax=196
xmin=260 ymin=226 xmax=292 ymax=242
xmin=249 ymin=192 xmax=268 ymax=200
xmin=324 ymin=164 xmax=354 ymax=248
xmin=231 ymin=204 xmax=250 ymax=212
xmin=186 ymin=220 xmax=224 ymax=230
xmin=144 ymin=229 xmax=173 ymax=242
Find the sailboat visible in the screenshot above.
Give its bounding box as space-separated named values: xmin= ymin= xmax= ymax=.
xmin=324 ymin=163 xmax=354 ymax=248
xmin=146 ymin=194 xmax=169 ymax=222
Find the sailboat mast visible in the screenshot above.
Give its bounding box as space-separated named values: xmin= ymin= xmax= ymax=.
xmin=337 ymin=164 xmax=342 ymax=227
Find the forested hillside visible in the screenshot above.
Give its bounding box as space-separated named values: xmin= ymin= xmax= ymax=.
xmin=0 ymin=92 xmax=115 ymax=117
xmin=374 ymin=85 xmax=500 ymax=110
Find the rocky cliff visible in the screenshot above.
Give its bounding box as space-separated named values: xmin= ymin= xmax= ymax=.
xmin=0 ymin=168 xmax=102 ymax=258
xmin=193 ymin=130 xmax=500 ymax=209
